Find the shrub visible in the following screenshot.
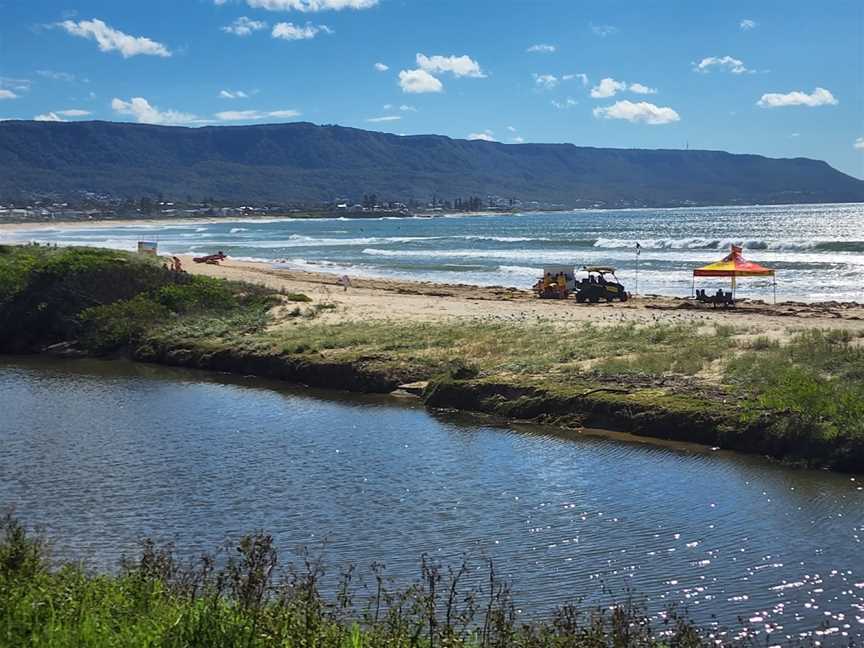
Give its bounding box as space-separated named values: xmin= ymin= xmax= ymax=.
xmin=79 ymin=295 xmax=170 ymax=354
xmin=156 ymin=276 xmax=236 ymax=312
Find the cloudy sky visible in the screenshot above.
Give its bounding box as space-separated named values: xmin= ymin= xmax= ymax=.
xmin=1 ymin=0 xmax=862 ymax=178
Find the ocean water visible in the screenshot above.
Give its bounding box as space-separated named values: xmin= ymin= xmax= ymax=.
xmin=5 ymin=203 xmax=863 ymax=302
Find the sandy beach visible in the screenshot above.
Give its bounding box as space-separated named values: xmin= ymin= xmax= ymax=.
xmin=176 ymin=255 xmax=864 ymax=341
xmin=4 ymin=217 xmax=864 ymax=340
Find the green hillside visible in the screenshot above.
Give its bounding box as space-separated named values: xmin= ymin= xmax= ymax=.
xmin=1 ymin=120 xmax=862 ymax=206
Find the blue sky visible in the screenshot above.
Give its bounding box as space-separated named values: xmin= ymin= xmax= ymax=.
xmin=1 ymin=0 xmax=862 ymax=178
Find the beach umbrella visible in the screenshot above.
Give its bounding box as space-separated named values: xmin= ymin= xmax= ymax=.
xmin=692 ymin=245 xmax=776 ymax=302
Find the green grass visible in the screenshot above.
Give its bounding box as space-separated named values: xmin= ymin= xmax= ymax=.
xmin=726 ymin=329 xmax=864 ymax=443
xmin=264 ymin=320 xmax=737 ymax=381
xmin=0 ymin=512 xmax=732 ymax=647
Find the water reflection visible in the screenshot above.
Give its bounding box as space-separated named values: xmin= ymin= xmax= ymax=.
xmin=1 ymin=357 xmax=862 ymax=641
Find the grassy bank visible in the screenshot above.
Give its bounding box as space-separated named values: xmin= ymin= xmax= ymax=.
xmin=1 ymin=245 xmax=863 ymax=471
xmin=0 ymin=513 xmax=769 ymax=647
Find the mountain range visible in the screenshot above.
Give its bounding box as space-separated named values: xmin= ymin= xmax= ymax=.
xmin=1 ymin=120 xmax=862 ymax=207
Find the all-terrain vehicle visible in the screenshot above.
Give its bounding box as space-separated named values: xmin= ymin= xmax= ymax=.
xmin=574 ymin=266 xmax=629 ymax=303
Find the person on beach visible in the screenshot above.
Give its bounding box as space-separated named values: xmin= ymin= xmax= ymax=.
xmin=339 ymin=275 xmax=351 ymax=291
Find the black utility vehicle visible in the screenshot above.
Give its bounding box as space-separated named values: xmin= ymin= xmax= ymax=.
xmin=574 ymin=266 xmax=629 ymax=303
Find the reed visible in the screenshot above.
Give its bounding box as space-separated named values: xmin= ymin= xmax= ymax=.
xmin=0 ymin=512 xmax=739 ymax=647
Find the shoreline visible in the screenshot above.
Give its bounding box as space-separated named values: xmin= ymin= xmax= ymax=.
xmin=3 ymin=214 xmax=864 ymax=307
xmin=0 ymin=209 xmax=513 ymax=233
xmin=2 ymin=200 xmax=861 ymax=232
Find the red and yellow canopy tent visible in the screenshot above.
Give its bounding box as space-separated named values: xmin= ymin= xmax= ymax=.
xmin=692 ymin=245 xmax=776 ymax=303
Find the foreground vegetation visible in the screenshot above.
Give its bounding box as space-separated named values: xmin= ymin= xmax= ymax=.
xmin=0 ymin=513 xmax=791 ymax=647
xmin=1 ymin=245 xmax=863 ymax=470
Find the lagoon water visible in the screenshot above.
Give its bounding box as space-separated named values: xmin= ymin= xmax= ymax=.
xmin=4 ymin=202 xmax=863 ymax=302
xmin=1 ymin=357 xmax=862 ymax=642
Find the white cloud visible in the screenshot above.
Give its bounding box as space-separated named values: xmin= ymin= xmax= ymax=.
xmin=629 ymin=83 xmax=656 ymax=95
xmin=367 ymin=115 xmax=401 ymax=122
xmin=756 ymin=87 xmax=838 ymax=108
xmin=374 ymin=62 xmax=388 ymax=72
xmin=590 ymin=77 xmax=626 ymax=98
xmin=527 ymin=44 xmax=556 ymax=53
xmin=111 ymin=97 xmax=198 ymax=125
xmin=56 ymin=19 xmax=171 ymax=58
xmin=590 ymin=78 xmax=656 ymax=98
xmin=399 ymin=104 xmax=417 ymax=112
xmin=246 ymin=0 xmax=377 ymax=11
xmin=854 ymin=137 xmax=864 ymax=150
xmin=593 ymin=100 xmax=680 ymax=125
xmin=36 ymin=70 xmax=76 ymax=82
xmin=220 ymin=90 xmax=249 ymax=99
xmin=272 ymin=22 xmax=332 ymax=39
xmin=506 ymin=127 xmax=524 ymax=143
xmin=533 ymin=73 xmax=558 ymax=90
xmin=693 ymin=56 xmax=752 ymax=74
xmin=222 ymin=16 xmax=268 ymax=36
xmin=31 ymin=109 xmax=90 ymax=120
xmin=214 ymin=108 xmax=300 ymax=120
xmin=0 ymin=77 xmax=31 ymax=93
xmin=215 ymin=110 xmax=256 ymax=121
xmin=739 ymin=18 xmax=757 ymax=30
xmin=398 ymin=68 xmax=443 ymax=93
xmin=468 ymin=130 xmax=496 ymax=142
xmin=564 ymin=73 xmax=588 ymax=86
xmin=416 ymin=53 xmax=485 ymax=78
xmin=590 ymin=23 xmax=618 ymax=37
xmin=551 ymin=97 xmax=577 ymax=109
xmin=0 ymin=90 xmax=17 ymax=100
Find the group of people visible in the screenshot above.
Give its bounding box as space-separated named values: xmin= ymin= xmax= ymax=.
xmin=695 ymin=288 xmax=734 ymax=305
xmin=535 ymin=271 xmax=570 ymax=295
xmin=582 ymin=273 xmax=607 ymax=286
xmin=534 ymin=271 xmax=613 ymax=297
xmin=162 ymin=256 xmax=183 ymax=272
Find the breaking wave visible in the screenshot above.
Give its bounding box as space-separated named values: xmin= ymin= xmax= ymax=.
xmin=592 ymin=238 xmax=864 ymax=253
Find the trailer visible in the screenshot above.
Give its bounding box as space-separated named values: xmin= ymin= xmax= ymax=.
xmin=534 ymin=265 xmax=576 ymax=299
